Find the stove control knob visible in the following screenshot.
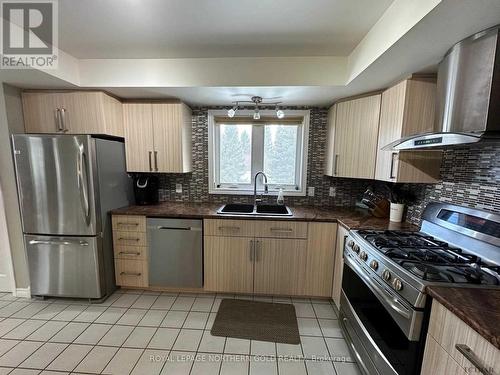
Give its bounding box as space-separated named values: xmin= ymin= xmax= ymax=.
xmin=347 ymin=240 xmax=354 ymax=248
xmin=392 ymin=278 xmax=403 ymax=291
xmin=382 ymin=269 xmax=391 ymax=281
xmin=370 ymin=260 xmax=379 ymax=270
xmin=359 ymin=251 xmax=368 ymax=261
xmin=353 ymin=244 xmax=360 ymax=254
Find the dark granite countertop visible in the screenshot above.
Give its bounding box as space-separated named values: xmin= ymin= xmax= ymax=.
xmin=427 ymin=286 xmax=500 ymax=350
xmin=111 ymin=201 xmax=418 ymax=231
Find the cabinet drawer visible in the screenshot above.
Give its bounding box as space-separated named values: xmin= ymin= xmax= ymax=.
xmin=204 ymin=219 xmax=255 ymax=237
xmin=114 ymin=245 xmax=147 ymax=260
xmin=115 ymin=259 xmax=148 ymax=287
xmin=112 ymin=215 xmax=146 ymax=232
xmin=113 ymin=231 xmax=146 ymax=246
xmin=428 ymin=301 xmax=500 ymax=374
xmin=255 ymin=221 xmax=308 ymax=239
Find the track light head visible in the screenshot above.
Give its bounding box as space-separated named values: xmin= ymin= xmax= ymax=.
xmin=227 ymin=103 xmax=238 ymax=118
xmin=276 ymin=107 xmax=285 ymax=119
xmin=253 ymin=107 xmax=261 ymax=120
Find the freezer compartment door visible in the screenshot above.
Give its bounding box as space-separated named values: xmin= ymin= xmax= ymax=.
xmin=12 ymin=135 xmax=97 ymax=236
xmin=25 ymin=235 xmax=105 ymax=298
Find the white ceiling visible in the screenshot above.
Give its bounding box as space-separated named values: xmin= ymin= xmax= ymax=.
xmin=59 ymin=0 xmax=394 ymax=58
xmin=2 ymin=0 xmax=500 ymax=107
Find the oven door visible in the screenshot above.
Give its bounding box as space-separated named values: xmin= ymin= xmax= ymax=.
xmin=340 ymin=252 xmax=425 ymax=375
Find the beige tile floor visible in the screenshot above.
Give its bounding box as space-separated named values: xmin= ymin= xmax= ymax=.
xmin=0 ymin=290 xmax=361 ymax=375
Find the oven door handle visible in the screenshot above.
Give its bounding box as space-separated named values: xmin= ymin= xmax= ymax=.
xmin=345 ymin=255 xmax=411 ymax=320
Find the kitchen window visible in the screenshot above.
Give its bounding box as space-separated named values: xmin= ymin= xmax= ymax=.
xmin=208 ymin=109 xmax=309 ymax=196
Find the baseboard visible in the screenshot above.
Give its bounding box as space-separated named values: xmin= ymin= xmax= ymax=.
xmin=13 ymin=287 xmax=31 ymax=299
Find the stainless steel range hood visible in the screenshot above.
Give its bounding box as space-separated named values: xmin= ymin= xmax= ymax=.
xmin=385 ymin=25 xmax=500 ymax=150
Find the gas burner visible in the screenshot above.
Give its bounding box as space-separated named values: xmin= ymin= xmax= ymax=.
xmin=399 ymin=261 xmax=500 ymax=284
xmin=401 ymin=262 xmax=451 ymax=282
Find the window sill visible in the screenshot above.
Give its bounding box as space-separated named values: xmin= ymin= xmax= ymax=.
xmin=208 ymin=188 xmax=307 ymax=197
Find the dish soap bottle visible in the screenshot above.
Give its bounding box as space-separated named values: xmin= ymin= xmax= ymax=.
xmin=277 ymin=188 xmax=285 ymax=205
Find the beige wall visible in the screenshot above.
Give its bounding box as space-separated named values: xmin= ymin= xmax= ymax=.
xmin=0 ymin=84 xmax=29 ymax=289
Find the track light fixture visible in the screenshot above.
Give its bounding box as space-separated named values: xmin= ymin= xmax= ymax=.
xmin=227 ymin=96 xmax=284 ymax=119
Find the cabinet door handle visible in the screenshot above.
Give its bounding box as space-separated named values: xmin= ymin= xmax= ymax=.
xmin=218 ymin=226 xmax=240 ymax=231
xmin=334 ymin=154 xmax=339 ymax=175
xmin=55 ymin=108 xmax=63 ymax=132
xmin=270 ymin=228 xmax=293 ymax=233
xmin=116 ymin=222 xmax=139 ymax=228
xmin=118 ymin=237 xmax=140 ymax=242
xmin=255 ymin=240 xmax=260 ymax=262
xmin=154 ymin=151 xmax=158 ymax=171
xmin=455 ymin=344 xmax=492 ymax=375
xmin=60 ymin=108 xmax=68 ymax=132
xmin=389 ymin=152 xmax=397 ymax=179
xmin=148 ymin=151 xmax=153 ymax=171
xmin=249 ymin=240 xmax=254 ymax=261
xmin=118 ymin=251 xmax=141 ymax=256
xmin=120 ymin=272 xmax=141 ymax=277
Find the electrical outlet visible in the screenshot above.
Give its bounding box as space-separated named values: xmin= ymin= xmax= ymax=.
xmin=308 ymin=187 xmax=315 ymax=196
xmin=175 ymin=183 xmax=182 ymax=193
xmin=329 ymin=187 xmax=336 ymax=197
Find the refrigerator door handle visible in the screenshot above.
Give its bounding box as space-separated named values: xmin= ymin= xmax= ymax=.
xmin=77 ymin=145 xmax=91 ymax=226
xmin=29 ymin=239 xmax=89 ymax=246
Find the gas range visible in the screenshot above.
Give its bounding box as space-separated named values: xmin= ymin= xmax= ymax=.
xmin=344 ymin=203 xmax=500 ymax=310
xmin=339 ymin=203 xmax=500 ymax=375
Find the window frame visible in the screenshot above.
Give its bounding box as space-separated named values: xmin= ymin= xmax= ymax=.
xmin=208 ymin=109 xmax=310 ymax=196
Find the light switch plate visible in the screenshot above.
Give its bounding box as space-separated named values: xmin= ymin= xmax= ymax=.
xmin=308 ymin=187 xmax=315 ymax=196
xmin=175 ymin=183 xmax=182 ymax=193
xmin=329 ymin=187 xmax=336 ymax=197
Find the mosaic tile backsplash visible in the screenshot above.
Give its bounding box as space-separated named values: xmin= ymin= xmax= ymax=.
xmin=146 ymin=106 xmax=500 ymax=223
xmin=153 ymin=107 xmax=372 ymax=207
xmin=405 ymin=144 xmax=500 ymax=225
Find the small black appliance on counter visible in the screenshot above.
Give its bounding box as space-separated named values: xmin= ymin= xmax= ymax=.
xmin=133 ymin=175 xmax=159 ymax=205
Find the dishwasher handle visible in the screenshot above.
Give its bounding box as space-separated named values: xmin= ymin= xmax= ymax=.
xmin=151 ymin=226 xmax=202 ymax=232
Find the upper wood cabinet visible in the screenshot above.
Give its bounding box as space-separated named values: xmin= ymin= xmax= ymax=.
xmin=324 ymin=104 xmax=337 ymax=176
xmin=325 ymin=94 xmax=382 ymax=179
xmin=22 ymin=91 xmax=124 ymax=137
xmin=375 ymin=78 xmax=442 ymax=183
xmin=123 ymin=102 xmax=192 ymax=173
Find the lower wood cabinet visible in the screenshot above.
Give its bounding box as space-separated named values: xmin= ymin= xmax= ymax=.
xmin=421 ymin=334 xmax=467 ymax=375
xmin=253 ymin=238 xmax=307 ymax=295
xmin=421 ymin=300 xmax=500 ymax=375
xmin=112 ymin=215 xmax=148 ymax=288
xmin=204 ymin=236 xmax=254 ymax=294
xmin=203 ymin=219 xmax=338 ymax=297
xmin=303 ymin=223 xmax=337 ymax=296
xmin=111 ymin=215 xmax=340 ymax=296
xmin=332 ymin=224 xmax=348 ymax=308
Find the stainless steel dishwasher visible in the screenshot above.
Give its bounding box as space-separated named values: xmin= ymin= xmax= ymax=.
xmin=147 ymin=218 xmax=203 ymax=288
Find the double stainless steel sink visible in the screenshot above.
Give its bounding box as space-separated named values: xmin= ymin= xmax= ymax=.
xmin=217 ymin=203 xmax=292 ymax=216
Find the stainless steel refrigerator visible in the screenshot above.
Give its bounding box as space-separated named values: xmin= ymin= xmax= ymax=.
xmin=12 ymin=134 xmax=134 ymax=299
